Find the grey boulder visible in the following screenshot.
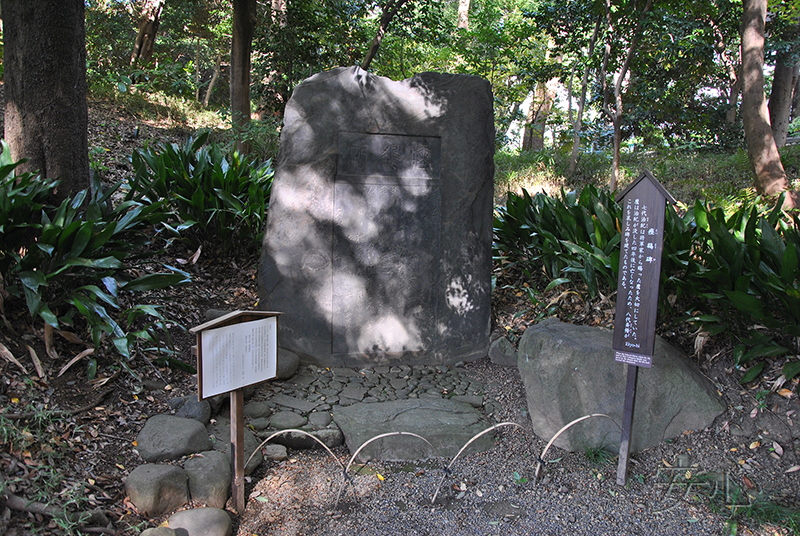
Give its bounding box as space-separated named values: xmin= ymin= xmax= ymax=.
xmin=207 ymin=417 xmax=263 ymax=474
xmin=125 ymin=464 xmax=189 ymax=517
xmin=167 ymin=507 xmax=232 ymax=536
xmin=136 ymin=415 xmax=212 ymax=462
xmin=333 ymin=398 xmax=494 ymax=461
xmin=183 ymin=451 xmax=231 ymax=509
xmin=517 ymin=318 xmax=725 ymax=453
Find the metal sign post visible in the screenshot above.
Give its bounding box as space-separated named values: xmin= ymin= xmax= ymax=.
xmin=190 ymin=310 xmax=282 ymax=513
xmin=612 ymin=171 xmax=675 ymax=485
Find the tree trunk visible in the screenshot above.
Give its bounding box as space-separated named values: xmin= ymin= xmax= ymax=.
xmin=231 ymin=0 xmax=257 ymax=154
xmin=204 ymin=52 xmax=221 ymax=108
xmin=522 ymin=78 xmax=557 ymax=151
xmin=3 ymin=0 xmax=89 ymax=203
xmin=600 ymin=0 xmax=652 ymax=192
xmin=457 ymin=0 xmax=470 ymax=30
xmin=361 ymin=0 xmax=412 ymax=71
xmin=710 ymin=17 xmax=741 ymax=125
xmin=569 ymin=15 xmax=601 ymax=176
xmin=769 ymin=53 xmax=798 ymax=148
xmin=740 ymin=0 xmax=797 ymax=208
xmin=130 ymin=0 xmax=164 ymax=65
xmin=792 ymin=69 xmax=800 ymax=121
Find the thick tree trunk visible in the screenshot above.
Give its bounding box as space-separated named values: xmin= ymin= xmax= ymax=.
xmin=458 ymin=0 xmax=470 ymax=30
xmin=740 ymin=0 xmax=797 ymax=208
xmin=792 ymin=69 xmax=800 ymax=121
xmin=522 ymin=78 xmax=557 ymax=151
xmin=769 ymin=53 xmax=798 ymax=148
xmin=3 ymin=0 xmax=89 ymax=203
xmin=231 ymin=0 xmax=257 ymax=154
xmin=361 ymin=0 xmax=411 ymax=71
xmin=130 ymin=0 xmax=164 ymax=65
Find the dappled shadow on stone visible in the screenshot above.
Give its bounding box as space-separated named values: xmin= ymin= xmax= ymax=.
xmin=259 ymin=66 xmax=495 ymax=367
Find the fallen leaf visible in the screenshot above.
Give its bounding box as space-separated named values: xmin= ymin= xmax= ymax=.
xmin=190 ymin=245 xmax=202 ymax=264
xmin=785 ymin=465 xmax=800 ymax=473
xmin=56 ymin=330 xmax=84 ymax=344
xmin=58 ymin=348 xmax=95 ymax=377
xmin=742 ymin=475 xmax=755 ymax=490
xmin=749 ymin=441 xmax=761 ymax=450
xmin=777 ymin=388 xmax=794 ymax=399
xmin=377 ymin=473 xmax=384 ymax=481
xmin=0 ymin=342 xmax=29 ymax=374
xmin=662 ymin=459 xmax=672 ymax=468
xmin=26 ymin=344 xmax=45 ymax=378
xmin=773 ymin=442 xmax=784 ymax=456
xmin=44 ymin=323 xmax=58 ymax=359
xmin=750 ymin=407 xmax=759 ymax=418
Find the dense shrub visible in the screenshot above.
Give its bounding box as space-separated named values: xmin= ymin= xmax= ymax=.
xmin=127 ymin=130 xmax=274 ymax=249
xmin=494 ymin=187 xmax=800 ymax=382
xmin=0 ymin=143 xmax=192 ymax=374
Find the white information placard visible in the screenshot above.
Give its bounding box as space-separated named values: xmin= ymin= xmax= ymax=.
xmin=199 ymin=316 xmax=277 ymax=398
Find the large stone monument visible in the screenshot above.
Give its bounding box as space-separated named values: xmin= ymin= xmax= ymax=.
xmin=258 ymin=67 xmax=494 ymax=366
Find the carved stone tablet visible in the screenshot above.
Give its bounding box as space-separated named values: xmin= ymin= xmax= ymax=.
xmin=259 ymin=67 xmax=494 ymax=366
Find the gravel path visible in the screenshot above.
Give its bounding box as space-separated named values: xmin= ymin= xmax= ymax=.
xmin=234 ymin=357 xmax=799 ymax=536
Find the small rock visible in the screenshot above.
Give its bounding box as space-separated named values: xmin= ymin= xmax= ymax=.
xmin=183 ymin=451 xmax=231 ymax=509
xmin=312 ymin=428 xmax=344 ymax=449
xmin=175 ymin=398 xmax=212 ymax=425
xmin=489 ymin=336 xmax=518 ymax=368
xmin=249 ymin=417 xmax=271 ymax=430
xmin=142 ymin=380 xmax=167 ymax=392
xmin=243 ymin=401 xmax=272 ymax=420
xmin=263 ymin=444 xmax=288 ymax=461
xmin=140 ymin=528 xmax=177 ymax=536
xmin=277 ymin=348 xmax=300 ymax=380
xmin=136 ymin=415 xmax=212 ymax=463
xmin=204 ymin=309 xmax=230 ymax=322
xmin=125 ymin=464 xmax=189 ymax=517
xmin=307 ymin=411 xmax=332 ymax=429
xmin=207 ymin=418 xmax=262 ymax=475
xmin=270 ymin=411 xmax=308 ymax=430
xmin=167 ymin=507 xmax=232 ymax=536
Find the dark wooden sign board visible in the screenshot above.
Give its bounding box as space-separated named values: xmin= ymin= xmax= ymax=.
xmin=190 ymin=310 xmax=282 ymax=513
xmin=612 ymin=171 xmax=675 ymax=485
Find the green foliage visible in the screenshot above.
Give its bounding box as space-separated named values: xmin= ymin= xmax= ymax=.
xmin=494 ymin=185 xmax=620 ymax=298
xmin=128 ymin=130 xmax=274 ymax=249
xmin=0 ymin=149 xmax=192 ymax=368
xmin=583 ymin=445 xmax=615 ymax=466
xmin=494 ymin=184 xmax=800 ymax=378
xmin=663 ymin=197 xmax=800 ymax=376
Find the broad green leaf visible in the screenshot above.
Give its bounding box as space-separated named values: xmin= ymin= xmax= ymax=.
xmin=738 ymin=362 xmax=765 ymax=384
xmin=783 ymin=361 xmax=800 ymax=381
xmin=120 ymin=272 xmax=190 ymax=292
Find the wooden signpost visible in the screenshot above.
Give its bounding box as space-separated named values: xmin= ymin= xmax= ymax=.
xmin=612 ymin=170 xmax=675 ymax=486
xmin=190 ymin=310 xmax=282 ymax=513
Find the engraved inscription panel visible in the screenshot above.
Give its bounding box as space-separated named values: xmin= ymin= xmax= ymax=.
xmin=333 ymin=133 xmax=442 ymax=356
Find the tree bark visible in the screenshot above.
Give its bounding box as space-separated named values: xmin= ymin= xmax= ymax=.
xmin=231 ymin=0 xmax=257 ymax=154
xmin=600 ymin=0 xmax=652 ymax=192
xmin=522 ymin=78 xmax=558 ymax=151
xmin=769 ymin=53 xmax=798 ymax=147
xmin=457 ymin=0 xmax=470 ymax=30
xmin=568 ymin=15 xmax=601 ymax=176
xmin=361 ymin=0 xmax=412 ymax=71
xmin=740 ymin=0 xmax=797 ymax=208
xmin=204 ymin=52 xmax=222 ymax=108
xmin=130 ymin=0 xmax=164 ymax=65
xmin=3 ymin=0 xmax=89 ymax=203
xmin=792 ymin=68 xmax=800 ymax=121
